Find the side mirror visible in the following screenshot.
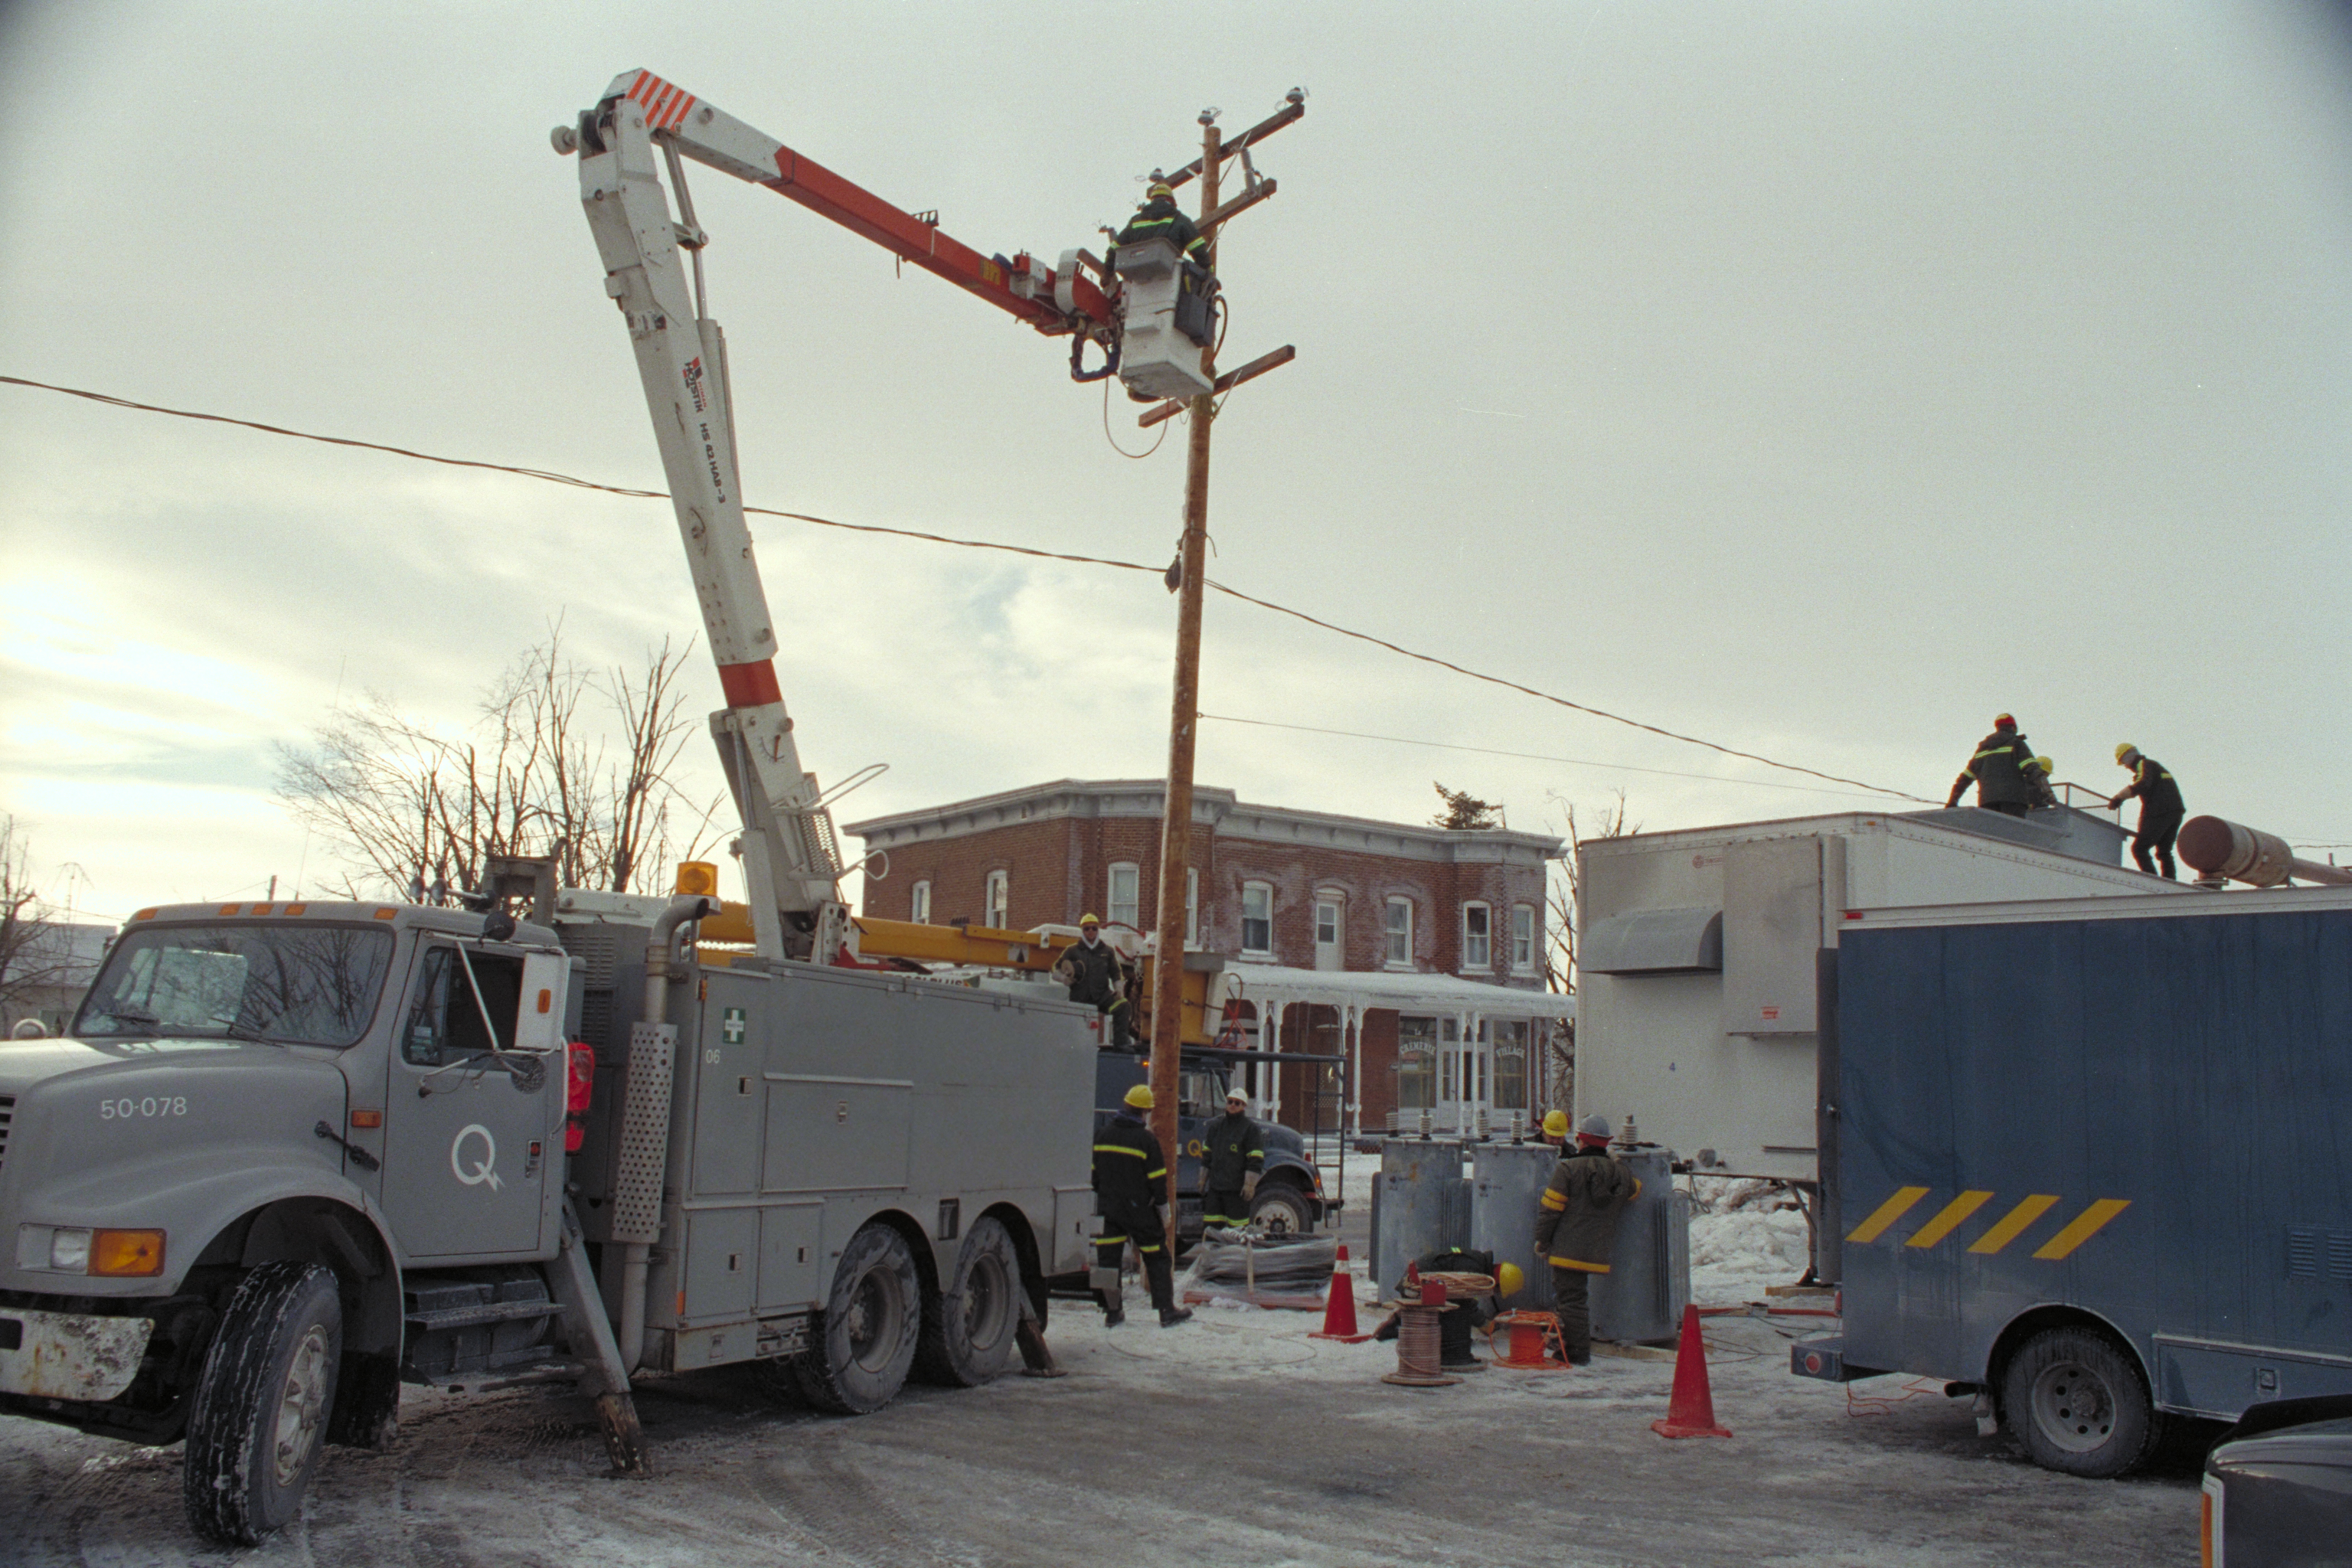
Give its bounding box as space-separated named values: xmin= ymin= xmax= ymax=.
xmin=480 ymin=910 xmax=518 ymax=943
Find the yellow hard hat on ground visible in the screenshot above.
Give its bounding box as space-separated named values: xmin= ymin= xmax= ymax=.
xmin=1496 ymin=1262 xmax=1526 ymax=1298
xmin=1124 ymin=1083 xmax=1154 ymax=1110
xmin=2114 ymin=743 xmax=2138 ymax=764
xmin=1541 ymin=1109 xmax=1570 ymax=1138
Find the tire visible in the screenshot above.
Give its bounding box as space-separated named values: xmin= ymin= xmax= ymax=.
xmin=915 ymin=1217 xmax=1022 ymax=1387
xmin=1248 ymin=1181 xmax=1315 ymax=1237
xmin=793 ymin=1223 xmax=922 ymax=1415
xmin=182 ymin=1261 xmax=344 ymax=1546
xmin=2000 ymin=1326 xmax=2164 ymax=1478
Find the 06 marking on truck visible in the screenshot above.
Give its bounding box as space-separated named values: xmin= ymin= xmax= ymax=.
xmin=2030 ymin=1198 xmax=2132 ymax=1261
xmin=450 ymin=1124 xmax=502 ymax=1190
xmin=1968 ymin=1194 xmax=2060 ymax=1254
xmin=1847 ymin=1186 xmax=1930 ymax=1244
xmin=1905 ymin=1190 xmax=1994 ymax=1249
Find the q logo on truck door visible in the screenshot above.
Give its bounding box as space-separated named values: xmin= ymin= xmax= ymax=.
xmin=451 ymin=1124 xmax=502 ymax=1191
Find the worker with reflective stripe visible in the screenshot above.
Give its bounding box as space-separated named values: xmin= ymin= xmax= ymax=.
xmin=1054 ymin=914 xmax=1133 ymax=1047
xmin=1530 ymin=1114 xmax=1642 ymax=1367
xmin=1090 ymin=1084 xmax=1192 ymax=1328
xmin=1200 ymin=1089 xmax=1264 ymax=1230
xmin=2109 ymin=744 xmax=2186 ymax=879
xmin=1945 ymin=713 xmax=2037 ymax=818
xmin=1106 ymin=180 xmax=1209 ymax=274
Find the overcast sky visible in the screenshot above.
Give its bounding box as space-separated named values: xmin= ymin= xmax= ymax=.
xmin=3 ymin=0 xmax=2348 ymax=924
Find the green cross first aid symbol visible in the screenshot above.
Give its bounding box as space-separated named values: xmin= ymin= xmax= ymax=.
xmin=721 ymin=1007 xmax=747 ymax=1045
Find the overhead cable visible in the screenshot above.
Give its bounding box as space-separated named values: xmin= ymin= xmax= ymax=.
xmin=1 ymin=373 xmax=1926 ymax=802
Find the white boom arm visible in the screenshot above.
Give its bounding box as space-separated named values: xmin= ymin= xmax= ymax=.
xmin=564 ymin=74 xmax=848 ymax=965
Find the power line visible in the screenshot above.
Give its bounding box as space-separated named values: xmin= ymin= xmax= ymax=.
xmin=2 ymin=372 xmax=1927 ymax=802
xmin=1199 ymin=714 xmax=1910 ymax=802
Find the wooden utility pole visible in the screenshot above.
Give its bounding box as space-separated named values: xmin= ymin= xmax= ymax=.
xmin=1147 ymin=112 xmax=1222 ymax=1228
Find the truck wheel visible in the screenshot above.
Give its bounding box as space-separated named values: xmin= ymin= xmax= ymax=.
xmin=916 ymin=1216 xmax=1021 ymax=1387
xmin=2001 ymin=1326 xmax=2164 ymax=1478
xmin=182 ymin=1261 xmax=344 ymax=1546
xmin=794 ymin=1223 xmax=921 ymax=1415
xmin=1249 ymin=1182 xmax=1314 ymax=1236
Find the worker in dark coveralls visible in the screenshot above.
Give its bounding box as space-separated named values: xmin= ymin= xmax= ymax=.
xmin=2109 ymin=744 xmax=2187 ymax=880
xmin=1945 ymin=713 xmax=2037 ymax=818
xmin=2023 ymin=756 xmax=2059 ymax=812
xmin=1054 ymin=914 xmax=1132 ymax=1047
xmin=1532 ymin=1113 xmax=1642 ymax=1367
xmin=1090 ymin=1084 xmax=1192 ymax=1328
xmin=1106 ymin=180 xmax=1209 ymax=273
xmin=1200 ymin=1089 xmax=1264 ymax=1230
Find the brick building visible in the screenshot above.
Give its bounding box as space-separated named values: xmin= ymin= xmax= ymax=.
xmin=844 ymin=780 xmax=1572 ymax=1135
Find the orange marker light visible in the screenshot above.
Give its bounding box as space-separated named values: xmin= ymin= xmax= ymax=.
xmin=89 ymin=1229 xmax=166 ymax=1277
xmin=132 ymin=908 xmax=156 ymax=922
xmin=374 ymin=907 xmax=397 ymax=920
xmin=286 ymin=903 xmax=307 ymax=916
xmin=217 ymin=903 xmax=239 ymax=916
xmin=349 ymin=1109 xmax=384 ymax=1129
xmin=537 ymin=988 xmax=552 ymax=1014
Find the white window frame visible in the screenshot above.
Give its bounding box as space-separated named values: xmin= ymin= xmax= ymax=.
xmin=984 ymin=870 xmax=1008 ymax=930
xmin=1107 ymin=862 xmax=1141 ymax=929
xmin=1462 ymin=901 xmax=1492 ymax=972
xmin=1511 ymin=903 xmax=1536 ymax=973
xmin=1314 ymin=896 xmax=1341 ymax=946
xmin=1240 ymin=880 xmax=1274 ymax=957
xmin=1384 ymin=897 xmax=1413 ymax=969
xmin=910 ymin=879 xmax=932 ymax=925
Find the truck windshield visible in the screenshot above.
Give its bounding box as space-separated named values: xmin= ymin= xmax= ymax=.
xmin=75 ymin=923 xmax=397 ymax=1049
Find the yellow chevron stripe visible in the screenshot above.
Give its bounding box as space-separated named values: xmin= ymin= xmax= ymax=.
xmin=1906 ymin=1190 xmax=1994 ymax=1248
xmin=1968 ymin=1194 xmax=2059 ymax=1255
xmin=2032 ymin=1199 xmax=2132 ymax=1260
xmin=1847 ymin=1185 xmax=1930 ymax=1244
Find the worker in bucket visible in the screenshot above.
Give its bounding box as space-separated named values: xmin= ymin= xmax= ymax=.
xmin=1944 ymin=712 xmax=2037 ymax=818
xmin=1054 ymin=914 xmax=1133 ymax=1047
xmin=1106 ymin=179 xmax=1209 ymax=275
xmin=2023 ymin=755 xmax=2060 ymax=812
xmin=1091 ymin=1084 xmax=1193 ymax=1329
xmin=1532 ymin=1114 xmax=1642 ymax=1367
xmin=1200 ymin=1088 xmax=1265 ymax=1232
xmin=2109 ymin=744 xmax=2186 ymax=880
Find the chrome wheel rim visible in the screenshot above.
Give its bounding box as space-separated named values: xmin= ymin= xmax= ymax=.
xmin=273 ymin=1325 xmax=332 ymax=1486
xmin=2030 ymin=1359 xmax=2116 ymax=1453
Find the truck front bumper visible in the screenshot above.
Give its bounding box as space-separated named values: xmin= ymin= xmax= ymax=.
xmin=0 ymin=1305 xmax=155 ymax=1402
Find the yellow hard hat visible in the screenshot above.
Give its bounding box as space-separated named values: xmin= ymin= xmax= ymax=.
xmin=2114 ymin=743 xmax=2137 ymax=764
xmin=1147 ymin=181 xmax=1174 ymax=200
xmin=2032 ymin=756 xmax=2054 ymax=773
xmin=1496 ymin=1261 xmax=1526 ymax=1298
xmin=1080 ymin=912 xmax=1101 ymax=926
xmin=1123 ymin=1083 xmax=1155 ymax=1110
xmin=1542 ymin=1109 xmax=1570 ymax=1138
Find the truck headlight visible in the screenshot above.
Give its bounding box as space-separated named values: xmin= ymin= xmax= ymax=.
xmin=47 ymin=1227 xmax=91 ymax=1271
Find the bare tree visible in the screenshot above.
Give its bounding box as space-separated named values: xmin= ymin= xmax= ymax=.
xmin=1537 ymin=789 xmax=1639 ymax=1110
xmin=0 ymin=816 xmax=80 ymax=1024
xmin=276 ymin=628 xmax=726 ymax=901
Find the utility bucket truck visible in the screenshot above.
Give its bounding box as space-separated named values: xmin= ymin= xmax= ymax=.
xmin=0 ymin=68 xmax=1265 ymax=1545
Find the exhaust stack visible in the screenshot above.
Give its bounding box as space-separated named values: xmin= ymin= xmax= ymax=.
xmin=2176 ymin=816 xmax=2352 ymax=888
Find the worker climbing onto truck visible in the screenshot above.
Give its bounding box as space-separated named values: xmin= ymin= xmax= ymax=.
xmin=1945 ymin=713 xmax=2037 ymax=818
xmin=1106 ymin=179 xmax=1209 ymax=276
xmin=1054 ymin=914 xmax=1133 ymax=1047
xmin=2024 ymin=755 xmax=2059 ymax=812
xmin=2109 ymin=744 xmax=2186 ymax=880
xmin=1091 ymin=1084 xmax=1194 ymax=1328
xmin=1200 ymin=1089 xmax=1266 ymax=1231
xmin=1532 ymin=1113 xmax=1642 ymax=1367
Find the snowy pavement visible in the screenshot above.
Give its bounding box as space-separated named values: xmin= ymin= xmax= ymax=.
xmin=1 ymin=1274 xmax=2201 ymax=1568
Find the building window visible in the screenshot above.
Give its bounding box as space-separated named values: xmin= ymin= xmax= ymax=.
xmin=1315 ymin=900 xmax=1341 ymax=946
xmin=1108 ymin=863 xmax=1140 ymax=929
xmin=1396 ymin=1016 xmax=1436 ymax=1110
xmin=1462 ymin=902 xmax=1491 ymax=971
xmin=1492 ymin=1019 xmax=1528 ymax=1109
xmin=984 ymin=870 xmax=1008 ymax=930
xmin=1185 ymin=867 xmax=1199 ymax=948
xmin=1384 ymin=897 xmax=1413 ymax=968
xmin=1511 ymin=903 xmax=1536 ymax=973
xmin=1240 ymin=881 xmax=1273 ymax=956
xmin=910 ymin=880 xmax=931 ymax=925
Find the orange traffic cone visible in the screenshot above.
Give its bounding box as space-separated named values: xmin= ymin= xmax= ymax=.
xmin=1310 ymin=1244 xmax=1372 ymax=1342
xmin=1650 ymin=1304 xmax=1732 ymax=1439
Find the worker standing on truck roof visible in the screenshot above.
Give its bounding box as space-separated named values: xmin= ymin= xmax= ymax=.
xmin=2024 ymin=756 xmax=2059 ymax=812
xmin=1532 ymin=1114 xmax=1642 ymax=1367
xmin=1200 ymin=1089 xmax=1265 ymax=1231
xmin=1092 ymin=1084 xmax=1194 ymax=1328
xmin=1945 ymin=714 xmax=2037 ymax=818
xmin=1106 ymin=180 xmax=1209 ymax=275
xmin=1054 ymin=914 xmax=1133 ymax=1047
xmin=2109 ymin=744 xmax=2186 ymax=880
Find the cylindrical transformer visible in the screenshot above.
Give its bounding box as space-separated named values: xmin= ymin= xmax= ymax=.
xmin=2177 ymin=816 xmax=2352 ymax=887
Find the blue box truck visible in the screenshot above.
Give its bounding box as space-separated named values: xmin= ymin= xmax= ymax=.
xmin=1795 ymin=887 xmax=2352 ymax=1477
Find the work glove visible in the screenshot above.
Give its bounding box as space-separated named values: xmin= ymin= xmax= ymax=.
xmin=2106 ymin=794 xmax=2125 ymax=810
xmin=1243 ymin=1172 xmax=1260 ymax=1200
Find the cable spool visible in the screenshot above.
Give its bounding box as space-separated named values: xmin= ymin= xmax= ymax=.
xmin=1380 ymin=1302 xmax=1459 ymax=1388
